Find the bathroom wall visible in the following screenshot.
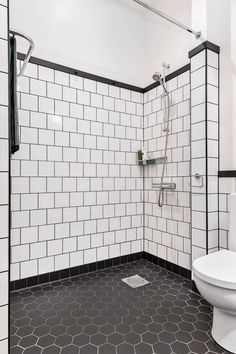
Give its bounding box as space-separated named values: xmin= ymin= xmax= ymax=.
xmin=190 ymin=46 xmax=219 ymax=261
xmin=10 ymin=0 xmax=194 ymax=88
xmin=0 ymin=0 xmax=9 ymax=352
xmin=10 ymin=61 xmax=144 ymax=281
xmin=219 ymin=177 xmax=236 ymax=250
xmin=143 ymin=70 xmax=191 ymax=270
xmin=192 ymin=0 xmax=236 ymax=171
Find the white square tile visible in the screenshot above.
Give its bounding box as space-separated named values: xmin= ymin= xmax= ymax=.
xmin=39 ymin=66 xmax=54 ymax=82
xmin=84 ymin=79 xmax=96 ymax=93
xmin=55 ymin=100 xmax=69 ymax=116
xmin=30 ymin=78 xmax=46 ymax=96
xmin=191 ymin=85 xmax=205 ymax=106
xmin=70 ymin=75 xmax=83 ymax=90
xmin=0 ymin=39 xmax=8 ymax=73
xmin=55 ymin=70 xmax=69 ymax=86
xmin=0 ymin=106 xmax=8 ymax=139
xmin=47 ymin=82 xmax=62 ymax=100
xmin=0 ymin=271 xmax=8 ymax=306
xmin=21 ymin=260 xmax=38 ymax=278
xmin=191 ymin=50 xmax=205 ymax=72
xmin=39 ymin=97 xmax=54 ymax=114
xmin=0 ymin=305 xmax=8 ymax=341
xmin=0 ymin=172 xmax=8 ymax=205
xmin=0 ymin=6 xmax=7 ymax=39
xmin=21 ymin=93 xmax=38 ymax=111
xmin=39 ymin=257 xmax=54 ymax=274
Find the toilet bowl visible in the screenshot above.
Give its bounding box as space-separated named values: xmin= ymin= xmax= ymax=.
xmin=192 ymin=193 xmax=236 ymax=353
xmin=193 ymin=250 xmax=236 ymax=353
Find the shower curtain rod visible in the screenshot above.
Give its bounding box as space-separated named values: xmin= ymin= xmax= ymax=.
xmin=10 ymin=29 xmax=35 ymax=77
xmin=131 ymin=0 xmax=201 ymax=39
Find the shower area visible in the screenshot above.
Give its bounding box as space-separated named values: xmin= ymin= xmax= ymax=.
xmin=5 ymin=1 xmax=221 ymax=353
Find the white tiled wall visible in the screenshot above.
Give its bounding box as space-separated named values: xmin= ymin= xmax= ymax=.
xmin=190 ymin=48 xmax=219 ymax=261
xmin=0 ymin=0 xmax=9 ymax=352
xmin=10 ymin=43 xmax=221 ymax=282
xmin=11 ymin=62 xmax=144 ymax=280
xmin=219 ymin=177 xmax=236 ymax=249
xmin=143 ymin=71 xmax=192 ymax=270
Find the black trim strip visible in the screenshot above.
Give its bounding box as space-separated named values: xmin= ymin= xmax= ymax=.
xmin=18 ymin=52 xmax=191 ymax=94
xmin=143 ymin=252 xmax=191 ymax=280
xmin=17 ymin=53 xmax=144 ymax=94
xmin=205 ymin=49 xmax=209 ymax=254
xmin=10 ymin=252 xmax=143 ymax=291
xmin=7 ymin=2 xmax=11 ymax=354
xmin=188 ymin=40 xmax=220 ymax=59
xmin=143 ymin=64 xmax=190 ymax=93
xmin=218 ymin=170 xmax=236 ymax=178
xmin=10 ymin=251 xmax=192 ymax=291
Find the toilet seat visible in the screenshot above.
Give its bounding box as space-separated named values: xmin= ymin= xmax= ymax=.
xmin=193 ymin=250 xmax=236 ymax=290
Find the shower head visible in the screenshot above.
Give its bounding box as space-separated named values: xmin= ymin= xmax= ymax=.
xmin=152 ymin=72 xmax=162 ymax=82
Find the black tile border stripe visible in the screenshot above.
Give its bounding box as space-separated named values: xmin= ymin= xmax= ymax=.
xmin=218 ymin=170 xmax=236 ymax=178
xmin=10 ymin=251 xmax=194 ymax=292
xmin=143 ymin=252 xmax=191 ymax=280
xmin=188 ymin=40 xmax=220 ymax=59
xmin=17 ymin=53 xmax=144 ymax=94
xmin=143 ymin=64 xmax=190 ymax=93
xmin=17 ymin=52 xmax=190 ymax=94
xmin=10 ymin=252 xmax=143 ymax=291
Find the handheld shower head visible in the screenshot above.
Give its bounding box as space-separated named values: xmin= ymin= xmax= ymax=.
xmin=152 ymin=72 xmax=162 ymax=82
xmin=152 ymin=71 xmax=168 ymax=94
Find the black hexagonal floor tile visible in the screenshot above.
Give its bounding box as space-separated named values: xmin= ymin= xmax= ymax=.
xmin=37 ymin=334 xmax=55 ymax=348
xmin=19 ymin=335 xmax=38 ymax=348
xmin=117 ymin=343 xmax=135 ymax=354
xmin=90 ymin=333 xmax=106 ymax=346
xmin=135 ymin=342 xmax=153 ymax=354
xmin=108 ymin=332 xmax=124 ymax=346
xmin=10 ymin=260 xmax=227 ymax=354
xmin=73 ymin=333 xmax=89 ymax=347
xmin=24 ymin=346 xmax=42 ymax=354
xmin=125 ymin=332 xmax=141 ymax=345
xmin=55 ymin=334 xmax=72 ymax=348
xmin=153 ymin=342 xmax=172 ymax=354
xmin=80 ymin=344 xmax=97 ymax=354
xmin=98 ymin=343 xmax=116 ymax=354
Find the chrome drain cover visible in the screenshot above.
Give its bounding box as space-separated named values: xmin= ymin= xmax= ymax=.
xmin=122 ymin=275 xmax=149 ymax=288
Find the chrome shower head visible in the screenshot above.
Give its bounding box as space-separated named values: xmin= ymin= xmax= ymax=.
xmin=152 ymin=72 xmax=162 ymax=82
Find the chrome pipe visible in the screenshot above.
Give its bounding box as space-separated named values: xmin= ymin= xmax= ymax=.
xmin=131 ymin=0 xmax=201 ymax=39
xmin=152 ymin=182 xmax=176 ymax=191
xmin=10 ymin=29 xmax=35 ymax=77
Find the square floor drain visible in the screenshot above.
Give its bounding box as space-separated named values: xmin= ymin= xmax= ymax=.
xmin=122 ymin=275 xmax=149 ymax=288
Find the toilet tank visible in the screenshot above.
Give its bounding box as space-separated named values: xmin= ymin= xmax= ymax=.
xmin=229 ymin=193 xmax=236 ymax=252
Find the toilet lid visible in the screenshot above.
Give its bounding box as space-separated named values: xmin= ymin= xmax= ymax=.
xmin=193 ymin=250 xmax=236 ymax=290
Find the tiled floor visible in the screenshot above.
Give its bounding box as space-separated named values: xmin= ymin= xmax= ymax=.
xmin=10 ymin=260 xmax=229 ymax=354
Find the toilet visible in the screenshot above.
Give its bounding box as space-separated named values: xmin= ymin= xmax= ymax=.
xmin=193 ymin=194 xmax=236 ymax=354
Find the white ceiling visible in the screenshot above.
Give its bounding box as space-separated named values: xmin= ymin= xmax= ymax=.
xmin=10 ymin=0 xmax=197 ymax=87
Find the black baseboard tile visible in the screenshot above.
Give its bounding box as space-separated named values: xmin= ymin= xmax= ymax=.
xmin=191 ymin=280 xmax=200 ymax=294
xmin=143 ymin=252 xmax=192 ymax=280
xmin=10 ymin=252 xmax=143 ymax=291
xmin=10 ymin=251 xmax=191 ymax=291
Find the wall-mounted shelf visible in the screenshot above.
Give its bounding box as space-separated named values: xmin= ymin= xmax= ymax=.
xmin=138 ymin=156 xmax=167 ymax=166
